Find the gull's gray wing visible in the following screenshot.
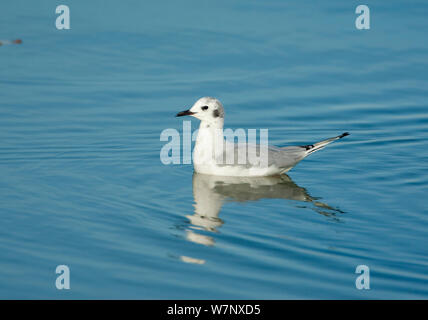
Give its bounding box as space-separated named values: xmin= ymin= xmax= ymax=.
xmin=214 ymin=132 xmax=349 ymax=171
xmin=268 ymin=146 xmax=307 ymax=170
xmin=216 ymin=142 xmax=307 ymax=169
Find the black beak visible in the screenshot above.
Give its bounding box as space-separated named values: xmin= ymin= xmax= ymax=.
xmin=176 ymin=109 xmax=195 ymax=117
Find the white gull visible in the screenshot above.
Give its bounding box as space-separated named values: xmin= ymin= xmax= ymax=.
xmin=176 ymin=97 xmax=349 ymax=177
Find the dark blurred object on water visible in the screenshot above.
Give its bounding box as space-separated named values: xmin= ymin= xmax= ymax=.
xmin=0 ymin=39 xmax=22 ymax=46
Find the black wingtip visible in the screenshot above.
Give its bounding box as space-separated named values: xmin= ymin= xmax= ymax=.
xmin=339 ymin=132 xmax=350 ymax=138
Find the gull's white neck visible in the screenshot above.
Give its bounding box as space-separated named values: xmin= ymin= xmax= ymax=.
xmin=193 ymin=120 xmax=224 ymax=166
xmin=199 ymin=119 xmax=224 ymax=130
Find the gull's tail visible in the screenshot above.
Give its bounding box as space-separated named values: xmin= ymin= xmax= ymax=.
xmin=302 ymin=132 xmax=350 ymax=155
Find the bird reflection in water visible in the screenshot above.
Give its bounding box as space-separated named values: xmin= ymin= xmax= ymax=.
xmin=179 ymin=173 xmax=343 ymax=264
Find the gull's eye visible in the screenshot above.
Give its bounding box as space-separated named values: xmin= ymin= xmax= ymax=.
xmin=201 ymin=106 xmax=209 ymax=111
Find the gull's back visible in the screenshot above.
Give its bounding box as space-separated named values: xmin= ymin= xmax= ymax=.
xmin=212 ymin=141 xmax=307 ymax=175
xmin=210 ymin=131 xmax=349 ymax=176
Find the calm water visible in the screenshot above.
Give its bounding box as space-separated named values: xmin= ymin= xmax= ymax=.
xmin=1 ymin=0 xmax=427 ymax=299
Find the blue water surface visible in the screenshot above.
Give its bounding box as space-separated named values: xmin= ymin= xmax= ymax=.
xmin=0 ymin=0 xmax=427 ymax=299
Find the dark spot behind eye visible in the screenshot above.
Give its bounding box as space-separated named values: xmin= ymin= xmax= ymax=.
xmin=201 ymin=106 xmax=208 ymax=111
xmin=213 ymin=109 xmax=220 ymax=118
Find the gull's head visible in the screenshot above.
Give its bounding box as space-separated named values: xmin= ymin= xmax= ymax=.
xmin=176 ymin=97 xmax=224 ymax=126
